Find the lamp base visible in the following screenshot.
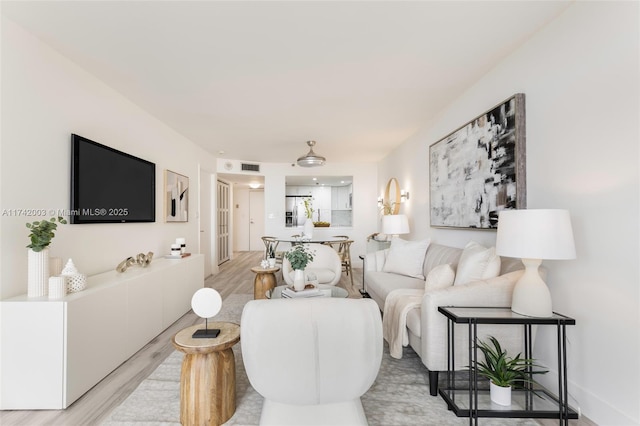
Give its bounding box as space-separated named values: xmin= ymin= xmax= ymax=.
xmin=511 ymin=258 xmax=552 ymax=318
xmin=192 ymin=328 xmax=220 ymax=339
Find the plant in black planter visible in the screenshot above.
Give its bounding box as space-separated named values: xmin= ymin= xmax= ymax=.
xmin=475 ymin=336 xmax=548 ymax=406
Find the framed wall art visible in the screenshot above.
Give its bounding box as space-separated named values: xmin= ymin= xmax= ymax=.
xmin=165 ymin=170 xmax=189 ymax=222
xmin=429 ymin=93 xmax=526 ymax=229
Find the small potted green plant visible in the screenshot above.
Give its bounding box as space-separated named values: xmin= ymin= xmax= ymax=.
xmin=475 ymin=336 xmax=548 ymax=406
xmin=284 ymin=245 xmax=315 ymax=291
xmin=25 ymin=216 xmax=67 ymax=297
xmin=26 ymin=216 xmax=67 ymax=252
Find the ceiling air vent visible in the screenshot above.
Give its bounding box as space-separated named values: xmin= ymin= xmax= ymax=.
xmin=241 ymin=163 xmax=260 ymax=172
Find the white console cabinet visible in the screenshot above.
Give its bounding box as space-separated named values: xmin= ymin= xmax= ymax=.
xmin=0 ymin=254 xmax=203 ymax=410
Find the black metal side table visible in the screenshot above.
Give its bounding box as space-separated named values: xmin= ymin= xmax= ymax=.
xmin=438 ymin=307 xmax=578 ymax=425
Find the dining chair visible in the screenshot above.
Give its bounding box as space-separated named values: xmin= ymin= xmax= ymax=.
xmin=261 ymin=236 xmax=283 ymax=266
xmin=331 ymin=236 xmax=354 ymax=288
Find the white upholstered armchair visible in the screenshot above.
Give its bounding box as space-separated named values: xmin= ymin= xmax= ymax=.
xmin=282 ymin=243 xmax=342 ymax=287
xmin=241 ymin=298 xmax=383 ymax=425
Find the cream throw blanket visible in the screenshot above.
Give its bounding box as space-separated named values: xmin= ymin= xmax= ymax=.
xmin=382 ymin=288 xmax=424 ymax=359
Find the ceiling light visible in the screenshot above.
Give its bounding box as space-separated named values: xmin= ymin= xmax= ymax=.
xmin=249 ymin=183 xmax=261 ymax=189
xmin=296 ymin=140 xmax=326 ymax=167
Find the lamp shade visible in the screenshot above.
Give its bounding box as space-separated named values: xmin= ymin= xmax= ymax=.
xmin=382 ymin=214 xmax=410 ymax=235
xmin=496 ymin=209 xmax=576 ymax=260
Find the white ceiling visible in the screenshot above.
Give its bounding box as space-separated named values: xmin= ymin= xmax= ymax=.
xmin=2 ymin=1 xmax=572 ymax=165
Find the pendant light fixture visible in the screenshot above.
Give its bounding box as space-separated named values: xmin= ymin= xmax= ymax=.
xmin=296 ymin=140 xmax=326 ymax=167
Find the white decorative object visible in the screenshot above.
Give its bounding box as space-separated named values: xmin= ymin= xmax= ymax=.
xmin=176 ymin=237 xmax=186 ymax=254
xmin=496 ymin=209 xmax=576 ymax=317
xmin=303 ymin=218 xmax=314 ymax=239
xmin=50 ymin=257 xmax=63 ymax=276
xmin=260 ymin=259 xmax=269 ymax=268
xmin=190 ymin=288 xmax=222 ymax=338
xmin=293 ymin=269 xmax=305 ymax=291
xmin=61 ymin=259 xmax=87 ymax=293
xmin=490 ymin=382 xmax=512 ymax=406
xmin=268 ymin=258 xmax=277 ymax=268
xmin=171 ymin=243 xmax=181 ymax=256
xmin=48 ymin=276 xmax=67 ymax=299
xmin=27 ymin=248 xmax=49 ymax=298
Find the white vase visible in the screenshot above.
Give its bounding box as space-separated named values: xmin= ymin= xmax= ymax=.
xmin=293 ymin=269 xmax=305 ymax=291
xmin=28 ymin=248 xmax=50 ymax=297
xmin=490 ymin=381 xmax=512 ymax=406
xmin=303 ymin=218 xmax=314 ymax=239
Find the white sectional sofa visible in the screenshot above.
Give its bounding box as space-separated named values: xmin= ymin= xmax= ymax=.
xmin=364 ymin=240 xmax=525 ymax=396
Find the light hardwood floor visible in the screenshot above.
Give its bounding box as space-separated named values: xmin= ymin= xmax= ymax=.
xmin=0 ymin=251 xmax=594 ymax=426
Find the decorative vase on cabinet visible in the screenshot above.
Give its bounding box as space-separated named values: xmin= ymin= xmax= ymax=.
xmin=27 ymin=248 xmax=50 ymax=297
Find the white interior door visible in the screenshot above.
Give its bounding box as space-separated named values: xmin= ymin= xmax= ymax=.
xmin=199 ymin=169 xmax=212 ymax=277
xmin=216 ymin=180 xmax=230 ymax=265
xmin=249 ymin=190 xmax=265 ymax=251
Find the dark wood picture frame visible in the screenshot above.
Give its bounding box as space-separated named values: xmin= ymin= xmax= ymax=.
xmin=429 ymin=93 xmax=526 ymax=229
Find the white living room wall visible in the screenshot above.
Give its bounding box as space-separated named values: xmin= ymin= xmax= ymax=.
xmin=0 ymin=18 xmax=217 ymax=300
xmin=378 ymin=2 xmax=639 ymax=425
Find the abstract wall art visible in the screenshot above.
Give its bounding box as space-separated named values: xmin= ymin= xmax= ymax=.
xmin=429 ymin=93 xmax=526 ymax=229
xmin=165 ymin=170 xmax=189 ymax=222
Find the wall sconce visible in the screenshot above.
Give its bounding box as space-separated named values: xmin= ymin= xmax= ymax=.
xmin=400 ymin=190 xmax=410 ymax=202
xmin=377 ymin=196 xmax=384 ymax=207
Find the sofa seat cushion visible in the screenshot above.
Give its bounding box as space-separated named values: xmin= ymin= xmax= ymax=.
xmin=367 ymin=271 xmax=424 ymax=310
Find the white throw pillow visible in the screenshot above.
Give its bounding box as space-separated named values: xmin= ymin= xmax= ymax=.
xmin=454 ymin=241 xmax=501 ymax=285
xmin=425 ymin=264 xmax=455 ymax=291
xmin=382 ymin=238 xmax=431 ymax=279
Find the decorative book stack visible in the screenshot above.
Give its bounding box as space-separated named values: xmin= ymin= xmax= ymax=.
xmin=282 ymin=285 xmax=322 ymax=298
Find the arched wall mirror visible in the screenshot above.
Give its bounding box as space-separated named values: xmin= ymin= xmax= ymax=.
xmin=383 ymin=178 xmax=401 ymax=215
xmin=285 ymin=176 xmax=353 ymax=228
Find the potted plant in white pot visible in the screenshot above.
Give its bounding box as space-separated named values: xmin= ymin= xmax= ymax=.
xmin=284 ymin=244 xmax=315 ymax=291
xmin=26 ymin=216 xmax=67 ymax=297
xmin=475 ymin=336 xmax=548 ymax=406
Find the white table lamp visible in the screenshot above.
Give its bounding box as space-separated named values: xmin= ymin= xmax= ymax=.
xmin=496 ymin=209 xmax=576 ymax=317
xmin=191 ymin=288 xmax=222 ymax=338
xmin=382 ymin=214 xmax=410 ymax=237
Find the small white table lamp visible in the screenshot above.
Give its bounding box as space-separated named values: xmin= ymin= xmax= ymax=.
xmin=496 ymin=209 xmax=576 ymax=317
xmin=382 ymin=214 xmax=410 ymax=237
xmin=191 ymin=288 xmax=222 ymax=338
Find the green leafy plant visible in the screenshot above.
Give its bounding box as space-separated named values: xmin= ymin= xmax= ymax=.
xmin=26 ymin=217 xmax=67 ymax=252
xmin=284 ymin=244 xmax=315 ymax=270
xmin=475 ymin=336 xmax=548 ymax=388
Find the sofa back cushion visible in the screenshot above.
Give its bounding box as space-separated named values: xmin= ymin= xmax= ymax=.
xmin=453 ymin=241 xmax=501 ymax=285
xmin=382 ymin=238 xmax=431 ymax=279
xmin=423 ymin=243 xmax=463 ymax=279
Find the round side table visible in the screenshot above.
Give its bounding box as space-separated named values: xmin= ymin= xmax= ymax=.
xmin=172 ymin=322 xmax=241 ymax=426
xmin=250 ymin=266 xmax=280 ymax=300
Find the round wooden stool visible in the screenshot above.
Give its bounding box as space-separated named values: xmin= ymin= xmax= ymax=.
xmin=172 ymin=322 xmax=240 ymax=426
xmin=250 ymin=266 xmax=280 ymax=299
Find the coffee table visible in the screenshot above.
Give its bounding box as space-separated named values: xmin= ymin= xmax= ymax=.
xmin=266 ymin=284 xmax=348 ymax=299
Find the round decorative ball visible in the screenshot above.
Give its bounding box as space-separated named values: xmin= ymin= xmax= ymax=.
xmin=191 ymin=288 xmax=222 ymax=319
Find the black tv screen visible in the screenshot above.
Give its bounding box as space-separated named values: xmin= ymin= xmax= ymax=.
xmin=70 ymin=134 xmax=156 ymax=224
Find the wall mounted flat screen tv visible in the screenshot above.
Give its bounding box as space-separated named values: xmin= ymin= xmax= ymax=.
xmin=70 ymin=134 xmax=156 ymax=224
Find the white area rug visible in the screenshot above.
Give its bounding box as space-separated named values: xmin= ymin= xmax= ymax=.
xmin=102 ymin=294 xmax=538 ymax=425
